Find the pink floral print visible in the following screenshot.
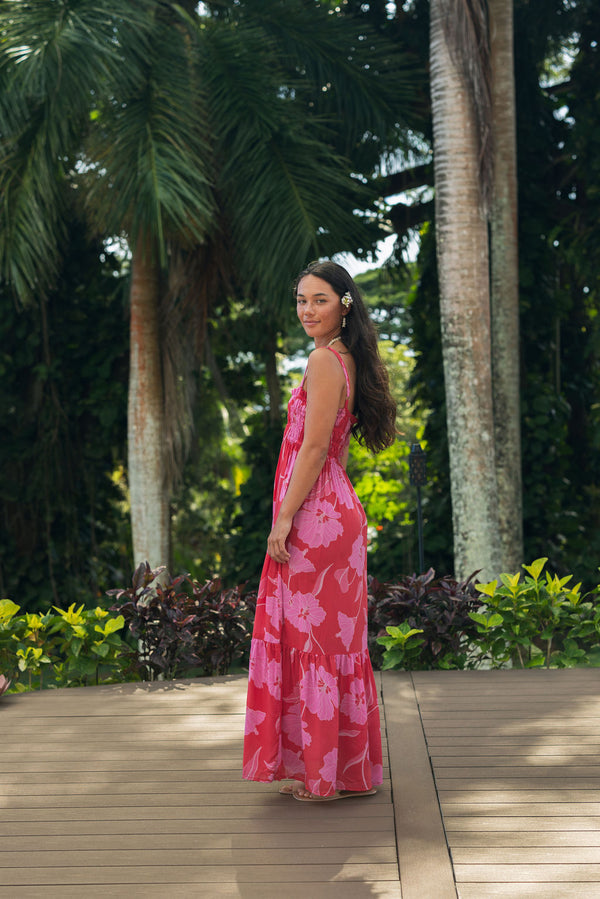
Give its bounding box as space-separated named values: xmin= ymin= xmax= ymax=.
xmin=295 ymin=497 xmax=343 ymax=548
xmin=285 ymin=589 xmax=326 ymax=633
xmin=340 ymin=678 xmax=368 ymax=724
xmin=300 ymin=665 xmax=339 ymax=721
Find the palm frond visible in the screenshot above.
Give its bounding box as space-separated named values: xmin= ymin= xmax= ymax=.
xmin=85 ymin=10 xmax=215 ymax=256
xmin=0 ymin=0 xmax=158 ymax=299
xmin=229 ymin=0 xmax=417 ymax=153
xmin=196 ymin=8 xmax=406 ymax=317
xmin=217 ymin=118 xmax=377 ymax=316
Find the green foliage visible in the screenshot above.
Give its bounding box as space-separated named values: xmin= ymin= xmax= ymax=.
xmin=0 ymin=597 xmax=126 ymax=691
xmin=377 ymin=622 xmax=425 ymax=671
xmin=370 ymin=558 xmax=600 ymax=672
xmin=0 ymin=214 xmax=130 ymax=613
xmin=109 ymin=562 xmax=257 ymax=679
xmin=471 ymin=558 xmax=597 ymax=668
xmin=368 ymin=570 xmax=483 ymax=670
xmin=403 ymin=223 xmax=454 ymax=577
xmin=0 ymin=559 xmax=257 ymax=690
xmin=1 ymin=0 xmax=416 ymax=607
xmin=49 ymin=604 xmax=126 ymax=688
xmin=220 ymin=415 xmax=281 ymax=589
xmin=180 ymin=307 xmax=287 ymax=589
xmin=171 ymin=368 xmax=245 ymax=582
xmin=0 ymin=599 xmax=21 ymax=680
xmin=400 ymin=0 xmax=600 ymax=586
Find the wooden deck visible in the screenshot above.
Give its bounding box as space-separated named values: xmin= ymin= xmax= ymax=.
xmin=1 ymin=669 xmax=599 ymax=898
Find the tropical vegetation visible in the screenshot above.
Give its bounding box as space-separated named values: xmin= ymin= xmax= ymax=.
xmin=0 ymin=0 xmax=599 ymax=627
xmin=2 ymin=558 xmax=599 ymax=697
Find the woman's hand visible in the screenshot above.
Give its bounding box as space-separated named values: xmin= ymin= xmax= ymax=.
xmin=267 ymin=515 xmax=292 ymax=564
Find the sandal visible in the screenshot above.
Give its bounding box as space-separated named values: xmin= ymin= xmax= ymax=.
xmin=279 ymin=782 xmax=304 ymax=795
xmin=293 ymin=788 xmax=377 ymax=802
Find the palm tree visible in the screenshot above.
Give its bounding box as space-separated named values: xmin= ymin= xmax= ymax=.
xmin=429 ymin=0 xmax=502 ymax=579
xmin=1 ymin=1 xmax=215 ymax=567
xmin=489 ymin=0 xmax=523 ymax=572
xmin=1 ymin=0 xmax=409 ymax=568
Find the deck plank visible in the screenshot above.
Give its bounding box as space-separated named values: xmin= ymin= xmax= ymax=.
xmin=412 ymin=669 xmax=600 ymax=897
xmin=3 ymin=667 xmax=600 ymax=896
xmin=0 ymin=674 xmax=403 ymax=898
xmin=0 ymin=887 xmax=401 ymax=899
xmin=0 ymin=863 xmax=402 ymax=885
xmin=382 ymin=671 xmax=457 ymax=899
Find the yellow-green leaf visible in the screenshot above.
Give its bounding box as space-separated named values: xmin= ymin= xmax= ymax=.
xmin=523 ymin=558 xmax=547 ymax=580
xmin=500 ymin=572 xmax=521 ymax=594
xmin=0 ymin=598 xmax=20 ymax=624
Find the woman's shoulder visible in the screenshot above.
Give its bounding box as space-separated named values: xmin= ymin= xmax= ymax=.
xmin=304 ymin=345 xmax=347 ymax=382
xmin=308 ymin=344 xmax=341 ymax=362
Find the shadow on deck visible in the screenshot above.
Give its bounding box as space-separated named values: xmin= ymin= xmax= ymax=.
xmin=1 ymin=669 xmax=600 ymax=898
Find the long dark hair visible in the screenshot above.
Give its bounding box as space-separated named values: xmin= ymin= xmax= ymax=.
xmin=294 ymin=260 xmax=397 ymax=454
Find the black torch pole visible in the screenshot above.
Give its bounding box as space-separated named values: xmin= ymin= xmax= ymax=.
xmin=416 ymin=482 xmax=424 ymax=573
xmin=409 ymin=443 xmax=427 ymax=573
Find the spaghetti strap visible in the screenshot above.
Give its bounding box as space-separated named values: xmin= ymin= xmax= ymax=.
xmin=326 ymin=346 xmax=351 ymax=401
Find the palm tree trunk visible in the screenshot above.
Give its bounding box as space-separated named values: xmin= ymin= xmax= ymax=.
xmin=430 ymin=0 xmax=502 ymax=579
xmin=489 ymin=0 xmax=523 ymax=572
xmin=128 ymin=233 xmax=169 ymax=567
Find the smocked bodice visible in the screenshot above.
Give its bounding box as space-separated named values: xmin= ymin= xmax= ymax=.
xmin=283 ymin=385 xmax=355 ymax=460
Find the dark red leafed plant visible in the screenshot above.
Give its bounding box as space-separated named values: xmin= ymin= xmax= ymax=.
xmin=108 ymin=562 xmax=257 ymax=680
xmin=368 ymin=569 xmax=484 ymax=670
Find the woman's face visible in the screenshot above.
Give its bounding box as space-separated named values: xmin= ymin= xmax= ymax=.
xmin=296 ymin=274 xmax=344 ymax=346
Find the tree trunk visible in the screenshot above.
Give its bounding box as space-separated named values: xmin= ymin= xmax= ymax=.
xmin=128 ymin=233 xmax=170 ymax=567
xmin=489 ymin=0 xmax=523 ymax=572
xmin=430 ymin=0 xmax=502 ymax=580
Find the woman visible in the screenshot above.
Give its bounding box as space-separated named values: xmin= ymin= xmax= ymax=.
xmin=242 ymin=260 xmax=396 ymax=802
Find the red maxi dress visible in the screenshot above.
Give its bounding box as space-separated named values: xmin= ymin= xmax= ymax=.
xmin=242 ymin=347 xmax=383 ymax=797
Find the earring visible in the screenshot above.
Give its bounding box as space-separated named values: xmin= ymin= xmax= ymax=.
xmin=342 ymin=316 xmax=347 ymax=329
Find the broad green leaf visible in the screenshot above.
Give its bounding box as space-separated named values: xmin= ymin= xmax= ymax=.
xmin=475 ymin=580 xmax=498 ymax=598
xmin=95 ymin=616 xmax=125 ymax=637
xmin=0 ymin=599 xmax=20 ymax=624
xmin=469 ymin=611 xmax=503 ymax=629
xmin=381 ymin=650 xmax=405 ymax=670
xmin=500 ymin=572 xmax=521 ymax=593
xmin=24 ymin=613 xmax=44 ymax=631
xmin=525 ymin=655 xmax=545 ymax=668
xmin=53 ymin=603 xmax=86 ymax=625
xmin=523 ymin=558 xmax=547 ymax=581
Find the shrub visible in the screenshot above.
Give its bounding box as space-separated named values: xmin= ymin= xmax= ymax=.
xmin=371 ymin=559 xmax=600 ymax=671
xmin=0 ymin=564 xmax=257 ymax=692
xmin=368 ymin=569 xmax=483 ymax=670
xmin=0 ymin=597 xmax=125 ymax=690
xmin=50 ymin=604 xmax=126 ymax=687
xmin=471 ymin=557 xmax=600 ymax=668
xmin=108 ymin=562 xmax=257 ymax=680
